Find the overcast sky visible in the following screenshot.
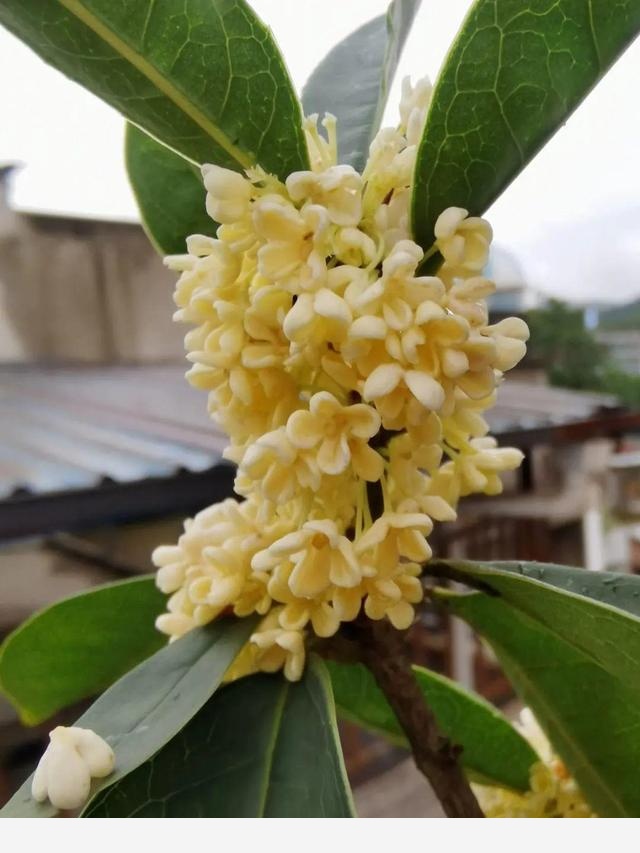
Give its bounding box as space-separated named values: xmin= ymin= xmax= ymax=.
xmin=1 ymin=0 xmax=639 ymax=304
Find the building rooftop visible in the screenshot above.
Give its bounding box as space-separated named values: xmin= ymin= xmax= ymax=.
xmin=0 ymin=365 xmax=636 ymax=541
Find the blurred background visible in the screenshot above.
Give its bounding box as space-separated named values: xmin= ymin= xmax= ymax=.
xmin=1 ymin=0 xmax=640 ymax=817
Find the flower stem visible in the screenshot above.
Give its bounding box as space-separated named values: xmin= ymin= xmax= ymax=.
xmin=354 ymin=618 xmax=484 ymax=818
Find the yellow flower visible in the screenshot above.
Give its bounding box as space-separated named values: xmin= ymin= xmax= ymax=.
xmin=385 ymin=418 xmax=458 ymax=521
xmin=169 ymin=235 xmax=242 ymax=323
xmin=332 ymin=225 xmax=378 ymax=267
xmin=155 ymin=77 xmax=529 ymax=682
xmin=356 ymin=501 xmax=433 ymax=569
xmin=484 ymin=316 xmax=530 ymax=371
xmin=267 ymin=563 xmax=341 ymax=637
xmin=249 ymin=609 xmax=306 ymax=681
xmin=452 ymin=438 xmax=524 ymax=498
xmin=283 ymin=287 xmax=352 ymax=345
xmin=184 ymin=300 xmax=247 ymax=370
xmin=362 ymin=561 xmax=424 ymax=629
xmin=200 ymin=364 xmax=299 ymax=448
xmin=253 ymin=519 xmax=361 ymax=598
xmin=346 ymin=240 xmax=444 ymax=332
xmin=186 ymin=546 xmax=247 ymax=611
xmin=202 ymin=164 xmax=252 ymax=224
xmin=473 ymin=709 xmax=596 ymax=818
xmin=152 ymin=497 xmax=299 ymax=641
xmin=442 ymin=275 xmax=494 ymax=327
xmin=362 ymin=361 xmax=446 ymax=423
xmin=434 ymin=207 xmax=492 ymax=273
xmin=236 ymin=427 xmax=321 ymax=502
xmin=253 ymin=197 xmax=329 ymax=290
xmin=155 ymin=588 xmax=199 ymax=640
xmin=286 ymin=164 xmax=362 ymax=226
xmin=286 ymin=391 xmax=383 ymax=479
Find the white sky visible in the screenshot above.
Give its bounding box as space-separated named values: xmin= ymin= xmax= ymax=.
xmin=1 ymin=0 xmax=639 ymax=304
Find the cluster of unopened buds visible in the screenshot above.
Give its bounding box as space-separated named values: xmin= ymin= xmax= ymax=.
xmin=153 ymin=76 xmax=529 ymax=681
xmin=473 ymin=709 xmax=595 ymax=818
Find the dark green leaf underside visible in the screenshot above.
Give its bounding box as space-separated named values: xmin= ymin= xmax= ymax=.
xmin=126 ymin=124 xmax=215 ymax=255
xmin=85 ymin=657 xmax=355 ymax=818
xmin=445 ymin=592 xmax=640 ymax=817
xmin=1 ymin=618 xmax=255 ymax=818
xmin=412 ymin=0 xmax=640 ymax=247
xmin=327 ymin=659 xmax=535 ymax=791
xmin=302 ymin=0 xmax=421 ymax=171
xmin=0 ymin=0 xmax=309 ymax=178
xmin=0 ymin=576 xmax=165 ymax=725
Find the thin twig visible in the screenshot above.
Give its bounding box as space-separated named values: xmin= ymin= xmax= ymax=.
xmin=352 ymin=618 xmax=484 ymax=818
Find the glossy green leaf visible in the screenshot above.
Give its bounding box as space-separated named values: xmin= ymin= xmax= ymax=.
xmin=0 ymin=0 xmax=309 ymax=177
xmin=441 ymin=559 xmax=640 ymax=619
xmin=443 ymin=590 xmax=640 ymax=817
xmin=126 ymin=124 xmax=214 ymax=255
xmin=302 ymin=0 xmax=420 ymax=171
xmin=412 ymin=0 xmax=640 ymax=249
xmin=327 ymin=659 xmax=536 ymax=791
xmin=1 ymin=618 xmax=256 ymax=818
xmin=0 ymin=576 xmax=165 ymax=726
xmin=429 ymin=559 xmax=640 ymax=689
xmin=84 ymin=657 xmax=355 ymax=817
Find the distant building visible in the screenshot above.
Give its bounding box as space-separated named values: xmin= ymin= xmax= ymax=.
xmin=0 ymin=164 xmax=183 ymax=365
xmin=485 ymin=245 xmax=542 ymax=318
xmin=594 ymin=299 xmax=640 ymax=376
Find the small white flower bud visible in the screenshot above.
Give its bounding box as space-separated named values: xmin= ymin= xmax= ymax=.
xmin=31 ymin=726 xmax=115 ymax=811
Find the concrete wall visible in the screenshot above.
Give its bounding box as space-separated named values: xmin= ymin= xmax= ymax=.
xmin=0 ymin=174 xmax=185 ymax=364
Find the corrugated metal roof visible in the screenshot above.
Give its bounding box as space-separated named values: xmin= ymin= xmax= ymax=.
xmin=0 ymin=365 xmax=629 ymax=540
xmin=0 ymin=365 xmax=623 ymax=500
xmin=485 ymin=381 xmax=618 ymax=434
xmin=0 ymin=365 xmax=226 ymax=499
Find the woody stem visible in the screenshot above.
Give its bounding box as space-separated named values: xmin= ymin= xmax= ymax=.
xmin=319 ymin=619 xmax=484 ymax=818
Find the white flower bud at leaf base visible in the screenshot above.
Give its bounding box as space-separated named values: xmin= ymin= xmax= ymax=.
xmin=31 ymin=727 xmax=115 ymax=811
xmin=154 ymin=74 xmax=530 ymax=683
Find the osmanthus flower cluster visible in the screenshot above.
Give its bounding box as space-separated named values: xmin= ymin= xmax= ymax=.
xmin=473 ymin=709 xmax=596 ymax=818
xmin=152 ymin=77 xmax=529 ymax=682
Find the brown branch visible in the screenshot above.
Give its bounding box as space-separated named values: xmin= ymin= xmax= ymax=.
xmin=351 ymin=618 xmax=484 ymax=818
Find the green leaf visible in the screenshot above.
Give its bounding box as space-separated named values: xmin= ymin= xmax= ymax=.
xmin=84 ymin=657 xmax=355 ymax=817
xmin=1 ymin=617 xmax=256 ymax=818
xmin=429 ymin=559 xmax=640 ymax=690
xmin=126 ymin=124 xmax=214 ymax=255
xmin=0 ymin=0 xmax=309 ymax=178
xmin=326 ymin=659 xmax=535 ymax=791
xmin=0 ymin=576 xmax=165 ymax=726
xmin=443 ymin=590 xmax=640 ymax=817
xmin=302 ymin=0 xmax=421 ymax=171
xmin=441 ymin=559 xmax=640 ymax=619
xmin=411 ymin=0 xmax=640 ymax=249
